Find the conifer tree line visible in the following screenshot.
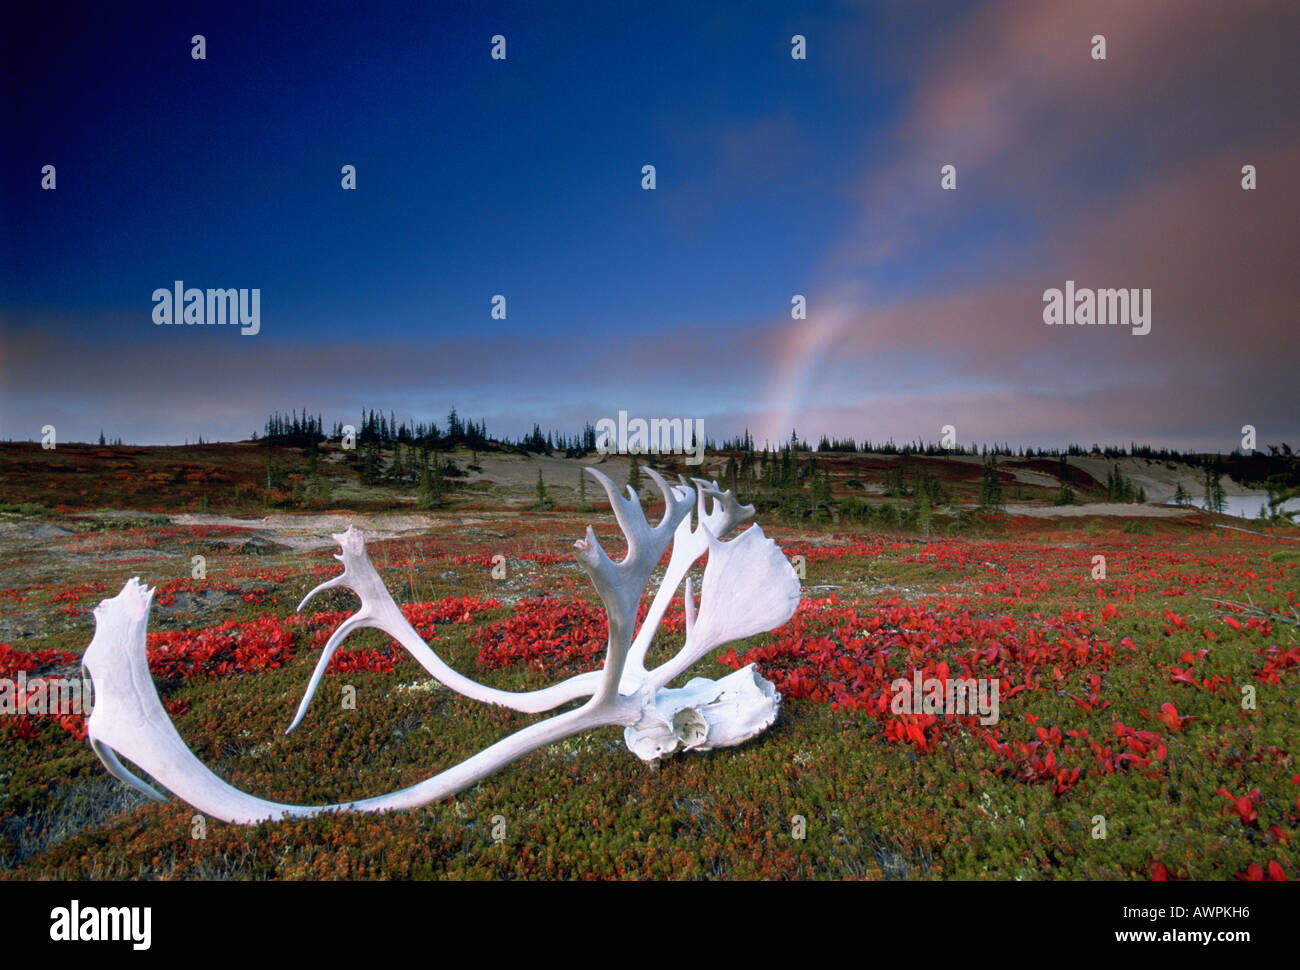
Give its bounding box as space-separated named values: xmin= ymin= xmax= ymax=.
xmin=259 ymin=407 xmax=602 ymax=456
xmin=703 ymin=445 xmax=838 ymax=524
xmin=257 ymin=408 xmax=1293 ymax=469
xmin=259 ymin=410 xmax=325 ymax=447
xmin=244 ymin=405 xmax=1299 ymax=526
xmin=253 ymin=408 xmax=1297 ymax=523
xmin=730 ymin=432 xmax=1294 ymax=463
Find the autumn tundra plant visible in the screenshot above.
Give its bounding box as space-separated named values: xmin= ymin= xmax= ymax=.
xmin=890 ymin=670 xmax=1000 ymax=726
xmin=0 ymin=673 xmax=93 ymax=717
xmin=80 ymin=468 xmax=800 ymax=824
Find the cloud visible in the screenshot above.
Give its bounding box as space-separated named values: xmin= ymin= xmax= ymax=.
xmin=0 ymin=312 xmax=778 ymax=444
xmin=760 ymin=0 xmax=1300 ymax=450
xmin=4 ymin=0 xmax=1295 ymax=452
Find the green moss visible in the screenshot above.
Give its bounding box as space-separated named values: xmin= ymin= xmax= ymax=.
xmin=2 ymin=515 xmax=1296 ymax=879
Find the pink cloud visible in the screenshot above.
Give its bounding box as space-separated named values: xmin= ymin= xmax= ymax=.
xmin=759 ymin=0 xmax=1299 ymax=449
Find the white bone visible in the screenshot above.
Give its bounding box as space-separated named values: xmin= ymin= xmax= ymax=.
xmin=624 ymin=665 xmax=780 ymax=761
xmin=83 ymin=470 xmax=800 ymax=824
xmin=622 ymin=477 xmax=754 ymax=681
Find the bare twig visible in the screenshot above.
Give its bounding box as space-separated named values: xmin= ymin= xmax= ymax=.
xmin=1212 ymin=524 xmax=1300 ymax=541
xmin=1199 ymin=596 xmax=1300 ymax=627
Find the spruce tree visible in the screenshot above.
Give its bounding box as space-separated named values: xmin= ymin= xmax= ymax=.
xmin=1211 ymin=469 xmax=1226 ymax=513
xmin=884 ymin=462 xmax=906 ymax=498
xmin=419 ymin=454 xmax=444 ymax=509
xmin=812 ymin=462 xmax=833 ymax=520
xmin=979 ymin=456 xmax=1004 ymax=510
xmin=1203 ymin=465 xmax=1226 ymax=513
xmin=917 ymin=491 xmax=932 ymax=537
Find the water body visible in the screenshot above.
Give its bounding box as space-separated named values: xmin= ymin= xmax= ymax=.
xmin=1181 ymin=496 xmax=1300 ymax=520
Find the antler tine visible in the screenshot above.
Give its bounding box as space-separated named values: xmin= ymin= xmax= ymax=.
xmin=582 ymin=466 xmax=649 ymax=562
xmin=572 ymin=523 xmax=618 ymax=580
xmin=296 ymin=527 xmax=364 ymax=612
xmin=683 ymin=573 xmax=696 ymax=638
xmin=622 ymin=479 xmax=764 ymax=682
xmin=580 ymin=465 xmax=693 ymax=576
xmin=623 ymin=475 xmax=752 ymax=678
xmin=576 ymin=464 xmax=694 ymax=706
xmin=644 ymin=466 xmax=696 ymax=539
xmin=693 ymin=476 xmax=712 ymax=528
xmin=292 ymin=526 xmax=610 ymax=727
xmin=286 ymin=612 xmax=375 ymax=733
xmin=690 ymin=477 xmax=755 ymax=538
xmin=573 ymin=540 xmax=639 ymax=705
xmin=643 ymin=465 xmax=679 ymax=515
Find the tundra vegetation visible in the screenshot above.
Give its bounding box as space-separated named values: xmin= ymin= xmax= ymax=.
xmin=0 ymin=425 xmax=1296 ymax=879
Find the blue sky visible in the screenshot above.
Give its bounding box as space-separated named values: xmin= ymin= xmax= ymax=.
xmin=4 ymin=1 xmax=883 ymax=329
xmin=2 ymin=0 xmax=1296 ymax=450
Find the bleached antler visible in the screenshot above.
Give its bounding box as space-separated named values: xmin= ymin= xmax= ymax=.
xmin=83 ymin=466 xmax=800 ymax=824
xmin=623 ymin=476 xmax=755 ymax=680
xmin=570 ymin=466 xmax=695 ymax=706
xmin=289 ymin=527 xmax=595 ymax=728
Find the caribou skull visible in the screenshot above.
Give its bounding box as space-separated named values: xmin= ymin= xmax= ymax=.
xmin=82 ymin=468 xmax=801 ymax=824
